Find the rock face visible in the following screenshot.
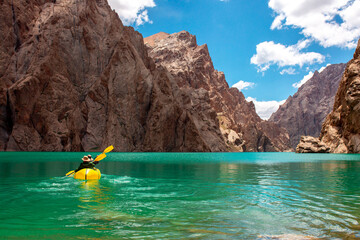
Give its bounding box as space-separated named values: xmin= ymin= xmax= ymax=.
xmin=318 ymin=39 xmax=360 ymax=153
xmin=295 ymin=39 xmax=360 ymax=153
xmin=269 ymin=63 xmax=346 ymax=149
xmin=296 ymin=136 xmax=330 ymax=153
xmin=145 ymin=31 xmax=292 ymax=152
xmin=0 ymin=0 xmax=227 ymax=152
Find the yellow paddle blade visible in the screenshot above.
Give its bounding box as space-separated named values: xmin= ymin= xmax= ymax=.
xmin=103 ymin=145 xmax=114 ymax=154
xmin=94 ymin=153 xmax=106 ymax=162
xmin=66 ymin=170 xmax=75 ymax=176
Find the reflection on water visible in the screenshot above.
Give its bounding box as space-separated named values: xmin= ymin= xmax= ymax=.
xmin=0 ymin=153 xmax=360 ymax=239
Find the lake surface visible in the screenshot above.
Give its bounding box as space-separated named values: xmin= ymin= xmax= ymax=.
xmin=1 ymin=152 xmax=360 ymax=239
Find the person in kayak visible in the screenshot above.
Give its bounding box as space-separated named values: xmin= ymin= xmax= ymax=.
xmin=75 ymin=155 xmax=99 ymax=172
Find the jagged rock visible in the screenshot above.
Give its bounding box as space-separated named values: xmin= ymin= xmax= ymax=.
xmin=145 ymin=31 xmax=292 ymax=152
xmin=319 ymin=39 xmax=360 ymax=153
xmin=270 ymin=63 xmax=346 ymax=148
xmin=0 ymin=0 xmax=227 ymax=152
xmin=296 ymin=136 xmax=330 ymax=153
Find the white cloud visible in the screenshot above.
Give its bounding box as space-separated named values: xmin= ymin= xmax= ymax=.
xmin=271 ymin=13 xmax=285 ymax=30
xmin=319 ymin=64 xmax=331 ymax=73
xmin=108 ymin=0 xmax=156 ymax=26
xmin=246 ymin=97 xmax=286 ymax=120
xmin=280 ymin=67 xmax=296 ymax=75
xmin=268 ymin=0 xmax=360 ymax=48
xmin=292 ymin=64 xmax=331 ymax=88
xmin=251 ymin=40 xmax=325 ymax=72
xmin=292 ymin=71 xmax=314 ymax=88
xmin=232 ymin=80 xmax=255 ymax=91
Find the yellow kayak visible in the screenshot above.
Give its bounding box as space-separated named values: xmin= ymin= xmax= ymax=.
xmin=66 ymin=168 xmax=101 ymax=180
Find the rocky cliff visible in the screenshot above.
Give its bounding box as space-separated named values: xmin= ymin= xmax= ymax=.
xmin=317 ymin=40 xmax=360 ymax=153
xmin=0 ymin=0 xmax=227 ymax=152
xmin=296 ymin=39 xmax=360 ymax=153
xmin=145 ymin=31 xmax=292 ymax=152
xmin=269 ymin=63 xmax=346 ymax=148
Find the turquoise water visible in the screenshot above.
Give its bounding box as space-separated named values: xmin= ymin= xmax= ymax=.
xmin=1 ymin=152 xmax=360 ymax=239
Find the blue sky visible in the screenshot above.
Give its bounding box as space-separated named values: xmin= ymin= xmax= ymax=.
xmin=108 ymin=0 xmax=360 ymax=119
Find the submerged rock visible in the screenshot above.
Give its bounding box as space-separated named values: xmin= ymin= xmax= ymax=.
xmin=258 ymin=234 xmax=318 ymax=240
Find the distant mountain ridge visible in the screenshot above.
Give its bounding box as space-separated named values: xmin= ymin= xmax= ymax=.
xmin=145 ymin=31 xmax=292 ymax=152
xmin=269 ymin=63 xmax=346 ymax=148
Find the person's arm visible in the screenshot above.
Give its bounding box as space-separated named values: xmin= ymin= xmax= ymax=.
xmin=92 ymin=156 xmax=100 ymax=165
xmin=75 ymin=163 xmax=84 ymax=172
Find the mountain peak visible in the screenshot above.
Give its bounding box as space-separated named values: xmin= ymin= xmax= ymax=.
xmin=144 ymin=32 xmax=170 ymax=47
xmin=145 ymin=31 xmax=198 ymax=49
xmin=145 ymin=31 xmax=292 ymax=152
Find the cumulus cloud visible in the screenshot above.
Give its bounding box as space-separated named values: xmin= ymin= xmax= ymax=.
xmin=108 ymin=0 xmax=156 ymax=26
xmin=246 ymin=97 xmax=286 ymax=120
xmin=268 ymin=0 xmax=360 ymax=48
xmin=232 ymin=80 xmax=255 ymax=91
xmin=292 ymin=64 xmax=330 ymax=88
xmin=280 ymin=67 xmax=296 ymax=75
xmin=292 ymin=71 xmax=314 ymax=88
xmin=250 ymin=40 xmax=325 ymax=72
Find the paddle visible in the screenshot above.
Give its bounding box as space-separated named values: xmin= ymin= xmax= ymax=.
xmin=94 ymin=145 xmax=114 ymax=161
xmin=94 ymin=153 xmax=106 ymax=162
xmin=103 ymin=145 xmax=114 ymax=154
xmin=65 ymin=145 xmax=114 ymax=177
xmin=66 ymin=170 xmax=75 ymax=176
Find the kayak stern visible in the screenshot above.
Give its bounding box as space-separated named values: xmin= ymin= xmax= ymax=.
xmin=73 ymin=168 xmax=101 ymax=180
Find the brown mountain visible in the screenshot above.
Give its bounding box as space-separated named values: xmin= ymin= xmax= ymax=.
xmin=296 ymin=39 xmax=360 ymax=153
xmin=269 ymin=63 xmax=346 ymax=148
xmin=0 ymin=0 xmax=227 ymax=151
xmin=318 ymin=40 xmax=360 ymax=153
xmin=145 ymin=31 xmax=292 ymax=152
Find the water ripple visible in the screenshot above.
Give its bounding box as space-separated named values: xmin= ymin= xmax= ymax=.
xmin=1 ymin=158 xmax=360 ymax=239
